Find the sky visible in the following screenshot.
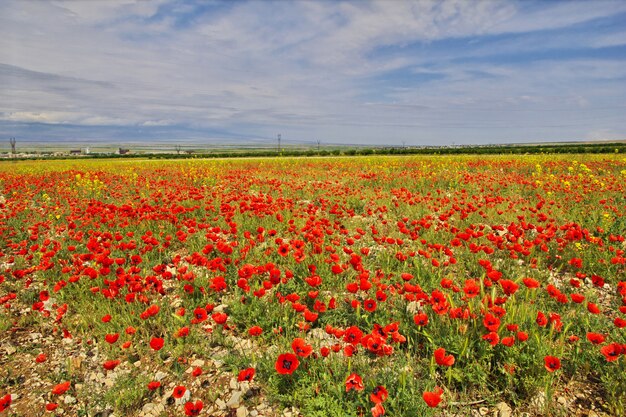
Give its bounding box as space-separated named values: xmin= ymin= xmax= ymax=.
xmin=1 ymin=0 xmax=626 ymax=148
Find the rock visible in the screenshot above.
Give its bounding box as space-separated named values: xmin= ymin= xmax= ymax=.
xmin=479 ymin=406 xmax=489 ymax=415
xmin=216 ymin=398 xmax=227 ymax=410
xmin=530 ymin=392 xmax=546 ymax=411
xmin=237 ymin=406 xmax=249 ymax=417
xmin=190 ymin=359 xmax=205 ymax=368
xmin=64 ymin=395 xmax=77 ymax=405
xmin=155 ymin=371 xmax=167 ymax=381
xmin=3 ymin=344 xmax=16 ymax=355
xmin=227 ymin=391 xmax=242 ymax=408
xmin=230 ymin=377 xmax=239 ymax=390
xmin=142 ymin=403 xmax=155 ymax=414
xmin=214 ymin=304 xmax=228 ymax=312
xmin=557 ymin=396 xmax=567 ymax=406
xmin=249 ymin=410 xmax=258 ymax=417
xmin=494 ymin=402 xmax=512 ymax=417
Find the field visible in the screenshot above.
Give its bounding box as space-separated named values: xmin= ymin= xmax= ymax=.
xmin=0 ymin=155 xmax=625 ymax=417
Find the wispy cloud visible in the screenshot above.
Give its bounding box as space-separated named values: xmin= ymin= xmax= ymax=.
xmin=1 ymin=0 xmax=625 ymax=146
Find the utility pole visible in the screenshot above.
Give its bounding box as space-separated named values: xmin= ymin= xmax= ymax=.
xmin=317 ymin=139 xmax=321 ymax=153
xmin=277 ymin=134 xmax=281 ymax=152
xmin=9 ymin=137 xmax=16 ymax=155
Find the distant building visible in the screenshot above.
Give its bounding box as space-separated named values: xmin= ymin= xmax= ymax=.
xmin=118 ymin=148 xmax=130 ymax=155
xmin=69 ymin=149 xmax=81 ymax=155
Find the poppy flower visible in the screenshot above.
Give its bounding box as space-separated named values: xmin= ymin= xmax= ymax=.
xmin=248 ymin=326 xmax=263 ymax=336
xmin=586 ymin=332 xmax=606 ymax=345
xmin=105 ymin=333 xmax=119 ymax=344
xmin=292 ymin=338 xmax=313 ymax=358
xmin=544 ymin=355 xmax=561 ymax=372
xmin=172 ymin=385 xmax=187 ymax=399
xmin=501 ymin=336 xmax=515 ymax=347
xmin=363 ymin=298 xmax=377 ymax=312
xmin=150 ymin=337 xmax=164 ymax=351
xmin=370 ymin=386 xmax=388 ymax=404
xmin=35 ymin=353 xmax=47 ymax=363
xmin=371 ymin=402 xmax=385 ymax=417
xmin=434 ymin=347 xmax=455 ymax=366
xmin=423 ymin=386 xmax=443 ymax=407
xmin=184 ymin=400 xmax=203 ymax=416
xmin=238 ymin=367 xmax=255 ymax=382
xmin=45 ymin=403 xmax=58 ymax=411
xmin=101 ymin=314 xmax=112 ymax=323
xmin=147 ymin=381 xmax=161 ymax=390
xmin=275 ymin=353 xmax=299 ymax=375
xmin=344 ymin=326 xmax=364 ymax=345
xmin=345 ymin=373 xmax=364 ymax=392
xmin=212 ymin=312 xmax=228 ymax=324
xmin=51 ymin=381 xmax=71 ymax=395
xmin=600 ymin=343 xmax=622 ymax=362
xmin=0 ymin=394 xmax=11 ymax=412
xmin=103 ymin=360 xmax=120 ymax=370
xmin=192 ymin=367 xmax=202 ymax=377
xmin=482 ymin=331 xmax=499 ymax=346
xmin=413 ymin=312 xmax=428 ymax=327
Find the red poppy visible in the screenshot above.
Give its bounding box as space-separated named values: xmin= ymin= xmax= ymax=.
xmin=35 ymin=353 xmax=47 ymax=363
xmin=275 ymin=353 xmax=300 ymax=375
xmin=587 ymin=302 xmax=601 ymax=314
xmin=292 ymin=338 xmax=313 ymax=358
xmin=344 ymin=326 xmax=364 ymax=345
xmin=103 ymin=360 xmax=120 ymax=370
xmin=482 ymin=332 xmax=499 ymax=346
xmin=544 ymin=355 xmax=561 ymax=372
xmin=150 ymin=337 xmax=164 ymax=351
xmin=423 ymin=386 xmax=444 ymax=407
xmin=434 ymin=347 xmax=455 ymax=366
xmin=51 ymin=381 xmax=71 ymax=395
xmin=370 ymin=385 xmax=388 ymax=404
xmin=501 ymin=336 xmax=515 ymax=347
xmin=238 ymin=367 xmax=255 ymax=382
xmin=0 ymin=394 xmax=11 ymax=412
xmin=105 ymin=333 xmax=119 ymax=344
xmin=536 ymin=311 xmax=548 ymax=327
xmin=499 ymin=279 xmax=519 ymax=296
xmin=101 ymin=314 xmax=112 ymax=323
xmin=522 ymin=277 xmax=540 ymax=289
xmin=192 ymin=307 xmax=207 ymax=323
xmin=45 ymin=403 xmax=58 ymax=412
xmin=586 ymin=332 xmax=606 ymax=345
xmin=413 ymin=312 xmax=428 ymax=326
xmin=212 ymin=312 xmax=228 ymax=324
xmin=184 ymin=400 xmax=203 ymax=416
xmin=172 ymin=385 xmax=187 ymax=399
xmin=371 ymin=402 xmax=385 ymax=417
xmin=147 ymin=381 xmax=161 ymax=390
xmin=363 ymin=298 xmax=377 ymax=312
xmin=248 ymin=326 xmax=263 ymax=336
xmin=345 ymin=373 xmax=364 ymax=392
xmin=600 ymin=343 xmax=622 ymax=362
xmin=192 ymin=367 xmax=202 ymax=377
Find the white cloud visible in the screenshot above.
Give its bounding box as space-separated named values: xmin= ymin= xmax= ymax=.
xmin=0 ymin=0 xmax=624 ymax=145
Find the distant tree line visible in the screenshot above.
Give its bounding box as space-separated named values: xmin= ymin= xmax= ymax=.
xmin=2 ymin=142 xmax=624 ymax=162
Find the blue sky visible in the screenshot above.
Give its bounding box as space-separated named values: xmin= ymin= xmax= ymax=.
xmin=1 ymin=0 xmax=625 ymax=147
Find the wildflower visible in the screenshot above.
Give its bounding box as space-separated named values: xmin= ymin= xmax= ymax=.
xmin=423 ymin=386 xmax=444 ymax=407
xmin=238 ymin=368 xmax=255 ymax=382
xmin=370 ymin=386 xmax=388 ymax=404
xmin=544 ymin=356 xmax=561 ymax=372
xmin=345 ymin=373 xmax=364 ymax=392
xmin=172 ymin=385 xmax=186 ymax=399
xmin=184 ymin=400 xmax=203 ymax=416
xmin=275 ymin=353 xmax=299 ymax=375
xmin=434 ymin=347 xmax=455 ymax=366
xmin=149 ymin=337 xmax=164 ymax=351
xmin=292 ymin=338 xmax=313 ymax=358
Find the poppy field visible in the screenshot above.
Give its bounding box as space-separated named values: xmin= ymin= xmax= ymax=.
xmin=0 ymin=155 xmax=625 ymax=417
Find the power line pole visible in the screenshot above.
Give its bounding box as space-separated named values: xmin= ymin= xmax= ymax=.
xmin=317 ymin=139 xmax=320 ymax=153
xmin=9 ymin=137 xmax=16 ymax=155
xmin=277 ymin=134 xmax=281 ymax=152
